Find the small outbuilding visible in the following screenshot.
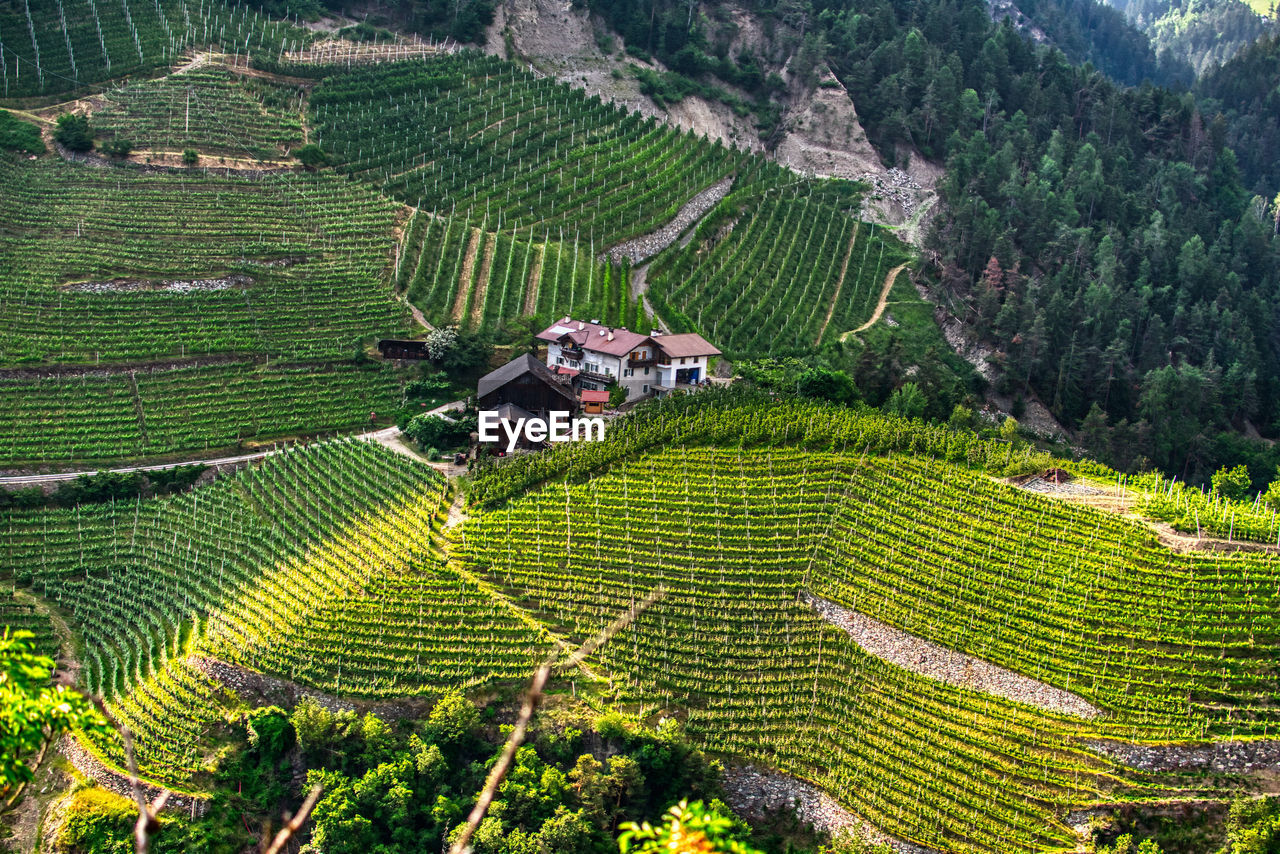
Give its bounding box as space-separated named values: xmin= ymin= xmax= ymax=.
xmin=580 ymin=388 xmax=610 ymax=415
xmin=377 ymin=339 xmax=430 ymax=360
xmin=476 ymin=353 xmax=579 ymax=416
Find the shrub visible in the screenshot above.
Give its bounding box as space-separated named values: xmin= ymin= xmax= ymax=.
xmin=1212 ymin=464 xmax=1252 ymax=500
xmin=99 ymin=137 xmax=133 ymax=158
xmin=53 ymin=114 xmax=93 ymax=151
xmin=294 ymin=143 xmax=329 ymax=168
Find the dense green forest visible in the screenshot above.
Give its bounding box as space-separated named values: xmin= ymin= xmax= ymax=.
xmin=1197 ymin=32 xmax=1280 ymax=196
xmin=1107 ymin=0 xmax=1277 ymax=76
xmin=591 ymin=0 xmax=1280 ymax=485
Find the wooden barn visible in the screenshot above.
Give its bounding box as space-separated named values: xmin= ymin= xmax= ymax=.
xmin=378 ymin=339 xmax=430 ymax=360
xmin=476 ymin=353 xmax=579 ymax=415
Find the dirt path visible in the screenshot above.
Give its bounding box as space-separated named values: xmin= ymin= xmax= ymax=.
xmin=451 ymin=227 xmax=482 ymax=324
xmin=522 ymin=243 xmax=546 ymax=316
xmin=444 ymin=490 xmax=468 ymax=529
xmin=815 ymin=223 xmax=859 ymax=346
xmin=405 ymin=299 xmax=433 ymax=332
xmin=469 ymin=233 xmax=497 ymax=329
xmin=843 ymin=263 xmax=908 ymax=339
xmin=803 ymin=591 xmax=1102 ymax=719
xmin=1010 ymin=476 xmax=1280 ymax=555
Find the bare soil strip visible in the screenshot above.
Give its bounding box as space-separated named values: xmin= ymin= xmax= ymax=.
xmin=845 ymin=263 xmax=908 ymax=338
xmin=803 ymin=591 xmax=1102 ymax=719
xmin=522 ymin=243 xmax=546 ymax=316
xmin=470 ymin=233 xmax=497 ymax=328
xmin=451 ymin=227 xmax=482 ymax=324
xmin=815 ymin=223 xmax=859 ymax=345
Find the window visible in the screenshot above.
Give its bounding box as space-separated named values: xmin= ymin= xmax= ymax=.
xmin=643 ymin=384 xmax=649 ymax=393
xmin=644 ymin=367 xmax=650 ymax=376
xmin=557 ymin=357 xmax=564 ymax=365
xmin=681 ymin=357 xmax=687 ymax=365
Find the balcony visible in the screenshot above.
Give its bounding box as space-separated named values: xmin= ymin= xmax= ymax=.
xmin=627 ymin=354 xmax=656 ymax=367
xmin=580 ymin=365 xmax=613 ymax=381
xmin=560 ymin=346 xmax=585 ymax=360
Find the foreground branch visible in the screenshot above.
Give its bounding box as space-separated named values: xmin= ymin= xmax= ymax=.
xmin=448 ymin=585 xmax=665 ymax=854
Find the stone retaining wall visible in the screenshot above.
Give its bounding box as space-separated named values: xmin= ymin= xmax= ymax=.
xmin=187 ymin=655 xmax=432 ymax=721
xmin=1086 ymin=737 xmax=1280 ymax=773
xmin=59 ymin=736 xmax=209 ymax=817
xmin=803 ymin=591 xmax=1101 ymax=719
xmin=722 ymin=765 xmax=936 ymax=853
xmin=605 ymin=178 xmax=733 ymax=265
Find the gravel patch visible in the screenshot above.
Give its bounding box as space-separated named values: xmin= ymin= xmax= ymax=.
xmin=605 ymin=177 xmax=733 ymax=265
xmin=722 ymin=765 xmax=936 ymax=853
xmin=1086 ymin=738 xmax=1280 ymax=774
xmin=62 ymin=274 xmax=253 ymax=293
xmin=1015 ymin=476 xmax=1107 ymax=496
xmin=856 ymin=168 xmax=922 ymax=217
xmin=803 ymin=591 xmax=1102 ymax=719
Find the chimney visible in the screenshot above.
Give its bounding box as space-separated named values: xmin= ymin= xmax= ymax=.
xmin=607 ymin=332 xmax=614 ymax=341
xmin=578 ymin=322 xmax=584 ymax=331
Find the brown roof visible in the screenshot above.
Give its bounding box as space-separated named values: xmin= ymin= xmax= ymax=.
xmin=654 ymin=333 xmax=721 ymax=358
xmin=477 ymin=353 xmax=577 ymax=405
xmin=536 ymin=318 xmax=651 ymax=358
xmin=580 ymin=389 xmax=610 ymax=403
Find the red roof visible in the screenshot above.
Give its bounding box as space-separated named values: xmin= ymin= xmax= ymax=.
xmin=580 ymin=389 xmax=610 ymax=403
xmin=551 ymin=366 xmax=580 ymax=378
xmin=536 ymin=318 xmax=651 ymax=358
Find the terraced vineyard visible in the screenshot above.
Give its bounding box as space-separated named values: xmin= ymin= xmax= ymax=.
xmin=0 ymin=361 xmax=404 ymax=465
xmin=309 ymin=54 xmax=751 ymax=244
xmin=0 ymin=0 xmax=310 ymax=100
xmin=0 ymin=153 xmax=411 ymax=464
xmin=0 ymin=590 xmax=56 ymax=658
xmin=1 ymin=440 xmax=548 ymax=784
xmin=812 ymin=455 xmax=1280 ymax=739
xmin=0 ymin=157 xmax=406 ymax=363
xmin=3 ymin=399 xmax=1274 ymax=849
xmin=647 ymin=186 xmax=913 ymax=357
xmin=456 ymin=404 xmax=1280 ymax=851
xmin=93 ymin=65 xmax=303 ymax=158
xmin=394 ymin=210 xmax=638 ymax=331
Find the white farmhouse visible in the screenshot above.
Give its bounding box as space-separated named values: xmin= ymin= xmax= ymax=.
xmin=535 ymin=318 xmax=721 ymax=401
